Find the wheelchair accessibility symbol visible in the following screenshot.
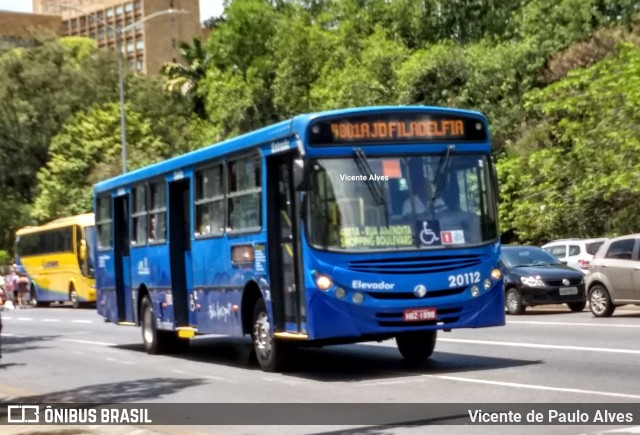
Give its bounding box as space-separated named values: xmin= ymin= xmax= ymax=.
xmin=419 ymin=221 xmax=440 ymax=245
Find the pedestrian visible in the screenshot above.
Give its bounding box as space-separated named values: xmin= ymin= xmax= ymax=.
xmin=16 ymin=272 xmax=29 ymax=308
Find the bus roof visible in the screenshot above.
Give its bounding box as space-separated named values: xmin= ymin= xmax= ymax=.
xmin=16 ymin=212 xmax=95 ymax=236
xmin=94 ymin=105 xmax=487 ymax=193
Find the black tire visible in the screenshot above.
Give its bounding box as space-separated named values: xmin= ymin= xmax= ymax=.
xmin=589 ymin=285 xmax=615 ymax=318
xmin=396 ymin=330 xmax=437 ymax=363
xmin=141 ymin=296 xmax=169 ymax=354
xmin=69 ymin=286 xmax=80 ymax=309
xmin=252 ymin=298 xmax=286 ymax=372
xmin=567 ymin=301 xmax=586 ymax=312
xmin=30 ymin=287 xmax=43 ymax=308
xmin=505 ymin=287 xmax=525 ymax=315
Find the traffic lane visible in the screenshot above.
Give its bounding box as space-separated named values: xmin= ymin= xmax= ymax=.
xmin=3 ymin=326 xmax=639 ymax=405
xmin=3 ymin=308 xmax=640 ymax=401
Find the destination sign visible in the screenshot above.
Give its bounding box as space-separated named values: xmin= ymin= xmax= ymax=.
xmin=308 ymin=112 xmax=487 ymax=145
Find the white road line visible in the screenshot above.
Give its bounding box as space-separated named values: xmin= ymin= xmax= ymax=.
xmin=42 ymin=319 xmax=60 ymax=322
xmin=439 ymin=338 xmax=640 ymax=355
xmin=432 ymin=375 xmax=640 ymax=400
xmin=60 ymin=338 xmax=116 ymax=346
xmin=509 ymin=320 xmax=640 ymax=328
xmin=71 ymin=320 xmax=93 ymax=324
xmin=16 ymin=317 xmax=33 ymax=321
xmin=595 ymin=427 xmax=640 ymax=433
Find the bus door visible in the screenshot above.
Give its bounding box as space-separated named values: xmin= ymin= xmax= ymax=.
xmin=113 ymin=194 xmax=132 ymax=322
xmin=168 ymin=178 xmax=192 ymax=327
xmin=266 ymin=152 xmax=305 ymax=332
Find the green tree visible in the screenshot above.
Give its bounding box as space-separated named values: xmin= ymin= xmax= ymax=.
xmin=161 ymin=37 xmax=211 ymax=119
xmin=32 ymin=103 xmax=165 ymax=221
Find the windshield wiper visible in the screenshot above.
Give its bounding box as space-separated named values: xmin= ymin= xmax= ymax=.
xmin=353 ymin=148 xmax=385 ymax=206
xmin=353 ymin=148 xmax=389 ymax=226
xmin=431 ymin=145 xmax=455 ymax=209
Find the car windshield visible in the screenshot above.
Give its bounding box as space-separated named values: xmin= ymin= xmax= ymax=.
xmin=586 ymin=241 xmax=605 ymax=255
xmin=502 ymin=247 xmax=562 ymax=268
xmin=306 ymin=154 xmax=498 ymax=251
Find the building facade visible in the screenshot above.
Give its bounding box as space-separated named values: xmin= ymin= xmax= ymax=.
xmin=33 ymin=0 xmax=202 ymax=74
xmin=0 ymin=11 xmax=62 ymax=49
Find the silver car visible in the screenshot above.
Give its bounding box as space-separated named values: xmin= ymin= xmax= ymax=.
xmin=586 ymin=234 xmax=640 ymax=317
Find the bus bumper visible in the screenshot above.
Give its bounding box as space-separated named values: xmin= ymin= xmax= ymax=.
xmin=307 ymin=284 xmax=505 ymax=341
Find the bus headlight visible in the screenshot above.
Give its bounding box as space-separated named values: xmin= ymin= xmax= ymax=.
xmin=335 ymin=287 xmax=346 ymax=299
xmin=471 ymin=285 xmax=480 ymax=297
xmin=483 ymin=279 xmax=492 ymax=290
xmin=315 ymin=274 xmax=333 ymax=291
xmin=352 ymin=292 xmax=364 ymax=304
xmin=491 ymin=268 xmax=502 ymax=280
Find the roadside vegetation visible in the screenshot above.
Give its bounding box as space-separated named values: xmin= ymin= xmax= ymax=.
xmin=1 ymin=0 xmax=639 ymax=251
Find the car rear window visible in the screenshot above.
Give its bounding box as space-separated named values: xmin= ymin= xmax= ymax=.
xmin=586 ymin=241 xmax=604 ymax=255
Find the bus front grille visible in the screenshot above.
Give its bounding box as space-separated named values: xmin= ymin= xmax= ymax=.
xmin=367 ymin=287 xmax=466 ymax=300
xmin=347 ymin=255 xmax=483 ymax=274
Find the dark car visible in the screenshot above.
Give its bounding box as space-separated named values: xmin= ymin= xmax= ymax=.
xmin=502 ymin=245 xmax=586 ymax=315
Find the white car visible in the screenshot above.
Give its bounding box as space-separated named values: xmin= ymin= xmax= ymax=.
xmin=542 ymin=238 xmax=607 ymax=274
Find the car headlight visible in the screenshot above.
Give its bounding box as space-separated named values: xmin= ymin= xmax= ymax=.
xmin=520 ymin=275 xmax=545 ymax=287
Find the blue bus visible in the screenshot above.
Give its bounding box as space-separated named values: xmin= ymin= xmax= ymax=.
xmin=94 ymin=106 xmax=504 ymax=371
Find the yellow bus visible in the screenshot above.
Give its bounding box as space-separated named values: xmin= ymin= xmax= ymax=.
xmin=15 ymin=213 xmax=96 ymax=307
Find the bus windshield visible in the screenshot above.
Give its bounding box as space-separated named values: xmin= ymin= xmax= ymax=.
xmin=307 ymin=154 xmax=497 ymax=251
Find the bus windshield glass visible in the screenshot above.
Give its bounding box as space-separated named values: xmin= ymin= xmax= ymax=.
xmin=307 ymin=154 xmax=497 ymax=250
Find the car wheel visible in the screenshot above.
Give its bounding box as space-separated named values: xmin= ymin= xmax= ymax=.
xmin=69 ymin=287 xmax=80 ymax=309
xmin=396 ymin=331 xmax=437 ymax=363
xmin=505 ymin=288 xmax=525 ymax=315
xmin=567 ymin=301 xmax=586 ymax=312
xmin=589 ymin=285 xmax=615 ymax=317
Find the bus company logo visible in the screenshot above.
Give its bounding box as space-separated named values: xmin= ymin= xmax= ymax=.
xmin=7 ymin=405 xmax=40 ymax=423
xmin=413 ymin=284 xmax=427 ymax=298
xmin=351 ymin=280 xmax=395 ymax=290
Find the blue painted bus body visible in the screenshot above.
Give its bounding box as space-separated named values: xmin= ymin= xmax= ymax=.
xmin=95 ymin=106 xmax=504 ymax=343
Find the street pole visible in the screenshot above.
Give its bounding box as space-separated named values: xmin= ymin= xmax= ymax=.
xmin=116 ymin=31 xmax=128 ymax=174
xmin=48 ymin=4 xmax=189 ymax=174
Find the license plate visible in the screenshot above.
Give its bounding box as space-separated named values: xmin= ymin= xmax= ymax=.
xmin=403 ymin=307 xmax=437 ymax=322
xmin=559 ymin=287 xmax=578 ymax=296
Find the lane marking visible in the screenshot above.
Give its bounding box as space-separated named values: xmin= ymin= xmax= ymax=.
xmin=509 ymin=320 xmax=640 ymax=329
xmin=16 ymin=317 xmax=33 ymax=321
xmin=42 ymin=319 xmax=60 ymax=322
xmin=60 ymin=339 xmax=116 ymax=346
xmin=71 ymin=320 xmax=93 ymax=324
xmin=439 ymin=338 xmax=640 ymax=355
xmin=432 ymin=375 xmax=640 ymax=400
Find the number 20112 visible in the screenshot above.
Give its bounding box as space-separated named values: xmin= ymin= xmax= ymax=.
xmin=448 ymin=272 xmax=480 ymax=287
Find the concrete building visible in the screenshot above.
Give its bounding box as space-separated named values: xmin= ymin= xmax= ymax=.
xmin=0 ymin=11 xmax=62 ymax=49
xmin=32 ymin=0 xmax=202 ymax=74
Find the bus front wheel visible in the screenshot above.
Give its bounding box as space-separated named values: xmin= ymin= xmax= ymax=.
xmin=396 ymin=330 xmax=437 ymax=363
xmin=252 ymin=299 xmax=287 ymax=372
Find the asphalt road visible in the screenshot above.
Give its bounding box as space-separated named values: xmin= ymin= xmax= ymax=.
xmin=1 ymin=303 xmax=639 ymax=435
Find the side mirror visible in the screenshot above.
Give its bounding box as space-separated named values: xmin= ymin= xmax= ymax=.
xmin=79 ymin=239 xmax=87 ymax=261
xmin=293 ymin=158 xmax=305 ymax=191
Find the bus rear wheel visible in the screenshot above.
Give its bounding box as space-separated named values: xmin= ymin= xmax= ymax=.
xmin=396 ymin=330 xmax=437 ymax=363
xmin=252 ymin=299 xmax=287 ymax=372
xmin=69 ymin=287 xmax=80 ymax=308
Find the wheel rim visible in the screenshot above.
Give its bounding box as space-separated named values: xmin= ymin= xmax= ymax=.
xmin=70 ymin=290 xmax=78 ymax=306
xmin=253 ymin=311 xmax=272 ymax=361
xmin=590 ymin=288 xmax=607 ymax=315
xmin=143 ymin=306 xmax=154 ymax=345
xmin=506 ymin=291 xmax=520 ymax=313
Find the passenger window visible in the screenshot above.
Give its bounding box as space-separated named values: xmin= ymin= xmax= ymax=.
xmin=149 ymin=181 xmax=167 ymax=242
xmin=132 ymin=185 xmax=147 ymax=245
xmin=96 ymin=195 xmax=112 ymax=249
xmin=195 ymin=163 xmax=225 ymax=236
xmin=227 ymin=154 xmax=261 ymax=231
xmin=568 ymin=245 xmax=580 ymax=256
xmin=605 ymin=239 xmax=634 ymax=260
xmin=549 ymin=245 xmax=566 ymax=258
